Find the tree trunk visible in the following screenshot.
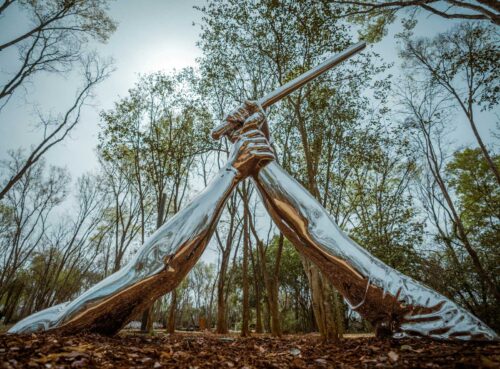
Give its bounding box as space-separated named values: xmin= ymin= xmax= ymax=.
xmin=140 ymin=192 xmax=166 ymax=333
xmin=241 ymin=196 xmax=250 ymax=337
xmin=255 ymin=284 xmax=263 ymax=334
xmin=167 ymin=289 xmax=177 ymax=334
xmin=207 ymin=275 xmax=217 ymax=331
xmin=247 ymin=206 xmax=283 ymax=337
xmin=216 ymin=253 xmax=229 ymax=334
xmin=302 ymin=258 xmax=342 ymax=342
xmin=254 ymin=236 xmax=282 ymax=336
xmin=250 ymin=242 xmax=263 ymax=334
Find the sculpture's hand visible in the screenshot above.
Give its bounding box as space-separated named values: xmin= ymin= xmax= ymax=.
xmin=212 ymin=100 xmax=270 ymax=141
xmin=228 ymin=123 xmax=275 ymax=179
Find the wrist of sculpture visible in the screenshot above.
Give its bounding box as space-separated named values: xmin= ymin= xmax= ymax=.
xmin=224 ymin=163 xmax=243 ymax=182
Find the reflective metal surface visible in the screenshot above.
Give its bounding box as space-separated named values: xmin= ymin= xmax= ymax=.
xmin=252 ymin=161 xmax=498 ymax=341
xmin=8 ymin=131 xmax=273 ymax=335
xmin=211 ymin=42 xmax=366 ymax=140
xmin=8 ymin=63 xmax=498 ymax=341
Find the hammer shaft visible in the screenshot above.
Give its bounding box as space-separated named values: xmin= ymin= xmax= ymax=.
xmin=211 ymin=41 xmax=366 ymax=140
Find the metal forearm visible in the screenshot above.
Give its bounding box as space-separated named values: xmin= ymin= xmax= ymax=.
xmin=252 ymin=162 xmax=497 ymax=341
xmin=9 ymin=165 xmax=240 ymax=335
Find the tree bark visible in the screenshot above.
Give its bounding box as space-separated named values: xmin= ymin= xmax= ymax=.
xmin=249 ymin=215 xmax=283 ymax=337
xmin=216 ymin=252 xmax=229 ymax=334
xmin=241 ymin=187 xmax=250 ymax=337
xmin=249 ymin=239 xmax=263 ymax=334
xmin=167 ymin=289 xmax=177 ymax=334
xmin=141 ymin=193 xmax=166 ymax=332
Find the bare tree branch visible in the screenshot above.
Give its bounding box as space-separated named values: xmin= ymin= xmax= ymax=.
xmin=0 ymin=0 xmax=15 ymax=15
xmin=0 ymin=0 xmax=116 ymax=105
xmin=332 ymin=0 xmax=500 ymax=25
xmin=0 ymin=55 xmax=113 ymax=200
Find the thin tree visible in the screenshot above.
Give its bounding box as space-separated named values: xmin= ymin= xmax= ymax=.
xmin=0 ymin=55 xmax=113 ymax=200
xmin=400 ymin=22 xmax=500 ymax=184
xmin=398 ymin=77 xmax=500 ymax=303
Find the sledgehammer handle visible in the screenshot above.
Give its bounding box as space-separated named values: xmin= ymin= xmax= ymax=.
xmin=211 ymin=41 xmax=366 ymax=140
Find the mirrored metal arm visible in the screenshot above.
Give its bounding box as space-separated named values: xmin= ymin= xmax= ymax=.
xmin=252 ymin=161 xmax=498 ymax=341
xmin=8 ymin=163 xmax=241 ymax=335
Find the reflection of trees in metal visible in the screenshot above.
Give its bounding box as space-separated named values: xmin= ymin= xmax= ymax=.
xmin=8 ymin=129 xmax=275 ymax=336
xmin=253 ymin=161 xmax=497 ymax=341
xmin=10 ymin=150 xmax=498 ymax=340
xmin=8 ymin=35 xmax=498 ymax=340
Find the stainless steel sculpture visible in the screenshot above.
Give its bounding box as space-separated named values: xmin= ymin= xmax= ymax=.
xmin=9 ymin=43 xmax=498 ymax=341
xmin=223 ymin=103 xmax=497 ymax=341
xmin=8 ymin=128 xmax=275 ymax=335
xmin=254 ymin=149 xmax=497 ymax=341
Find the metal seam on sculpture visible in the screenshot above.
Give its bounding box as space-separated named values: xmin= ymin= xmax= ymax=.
xmin=225 ymin=165 xmax=240 ymax=180
xmin=349 ymin=277 xmax=371 ymax=311
xmin=253 ymin=161 xmax=498 ymax=341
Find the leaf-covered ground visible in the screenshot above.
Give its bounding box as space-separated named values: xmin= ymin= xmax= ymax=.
xmin=1 ymin=331 xmax=498 ymax=368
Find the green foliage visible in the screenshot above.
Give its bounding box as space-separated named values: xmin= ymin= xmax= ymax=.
xmin=270 ymin=238 xmax=312 ymax=333
xmin=350 ymin=8 xmax=397 ymax=43
xmin=447 ymin=148 xmax=500 ymax=231
xmin=446 ymin=148 xmax=500 ymax=283
xmin=98 ymin=69 xmax=214 ymax=224
xmin=419 ymin=148 xmax=500 ymax=330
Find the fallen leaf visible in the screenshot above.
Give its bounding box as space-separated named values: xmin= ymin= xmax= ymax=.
xmin=160 ymin=351 xmax=172 ymax=360
xmin=292 ymin=357 xmax=306 ymax=368
xmin=70 ymin=358 xmax=88 ymax=368
xmin=388 ymin=351 xmax=399 ymax=362
xmin=254 ymin=345 xmax=266 ymax=353
xmin=481 ymin=356 xmax=498 ymax=368
xmin=173 ymin=350 xmax=190 ymax=360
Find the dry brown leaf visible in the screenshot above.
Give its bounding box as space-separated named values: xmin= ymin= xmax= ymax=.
xmin=388 ymin=351 xmax=399 ymax=362
xmin=291 ymin=357 xmax=306 ymax=368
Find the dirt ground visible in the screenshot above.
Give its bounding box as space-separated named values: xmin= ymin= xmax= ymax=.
xmin=1 ymin=331 xmax=499 ymax=368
